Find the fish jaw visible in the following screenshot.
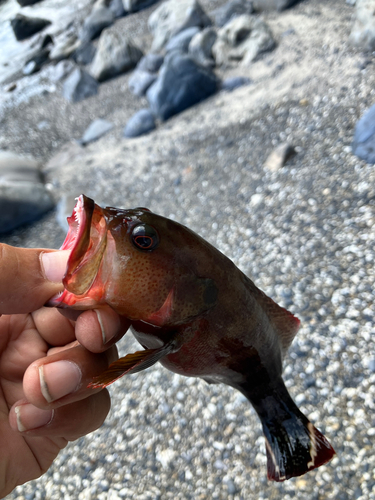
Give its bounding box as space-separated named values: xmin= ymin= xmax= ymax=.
xmin=48 ymin=194 xmax=109 ymax=309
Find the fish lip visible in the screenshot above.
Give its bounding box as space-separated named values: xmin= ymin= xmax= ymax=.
xmin=60 ymin=194 xmax=96 ymax=290
xmin=49 ymin=194 xmax=108 ymax=307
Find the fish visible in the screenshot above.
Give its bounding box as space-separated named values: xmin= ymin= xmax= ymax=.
xmin=49 ymin=194 xmax=335 ymax=482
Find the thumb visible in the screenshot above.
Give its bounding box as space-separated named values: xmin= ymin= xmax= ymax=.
xmin=0 ymin=244 xmax=70 ymax=315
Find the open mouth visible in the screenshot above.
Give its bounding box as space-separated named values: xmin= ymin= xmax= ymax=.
xmin=48 ymin=194 xmax=108 ymax=308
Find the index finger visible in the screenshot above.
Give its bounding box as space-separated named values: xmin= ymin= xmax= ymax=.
xmin=0 ymin=244 xmax=69 ymax=315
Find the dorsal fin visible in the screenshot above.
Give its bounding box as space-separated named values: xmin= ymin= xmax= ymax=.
xmin=245 ymin=277 xmax=300 ymax=355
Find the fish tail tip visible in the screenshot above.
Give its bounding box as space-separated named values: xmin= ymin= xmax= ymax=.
xmin=265 ymin=421 xmax=335 ymax=482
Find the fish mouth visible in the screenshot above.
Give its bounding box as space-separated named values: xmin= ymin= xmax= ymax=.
xmin=48 ymin=194 xmax=108 ymax=308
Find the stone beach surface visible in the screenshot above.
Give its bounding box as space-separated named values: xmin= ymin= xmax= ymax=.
xmin=1 ymin=0 xmax=375 ymax=499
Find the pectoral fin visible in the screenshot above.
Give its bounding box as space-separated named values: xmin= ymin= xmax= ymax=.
xmin=88 ymin=339 xmax=178 ymax=389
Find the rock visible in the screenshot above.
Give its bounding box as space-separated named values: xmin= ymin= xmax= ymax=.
xmin=221 ymin=76 xmax=252 ymax=91
xmin=212 ymin=0 xmax=254 ymax=28
xmin=50 ymin=60 xmax=76 ymax=82
xmin=90 ymin=28 xmax=143 ymax=82
xmin=16 ymin=0 xmax=43 ymax=5
xmin=263 ymin=143 xmax=297 ymax=171
xmin=123 ymin=0 xmax=159 ymax=12
xmin=165 ymin=27 xmax=201 ymax=54
xmin=146 ymin=52 xmax=219 ymax=121
xmin=109 ymin=0 xmax=126 ymax=17
xmin=148 ymin=0 xmax=212 ymax=52
xmin=0 ymin=151 xmax=53 ymax=233
xmin=188 ymin=27 xmax=217 ymax=67
xmin=0 ymin=151 xmax=43 ymax=183
xmin=137 ymin=53 xmax=164 ymax=73
xmin=72 ymin=41 xmax=97 ymax=65
xmin=62 ymin=67 xmax=99 ymax=102
xmin=123 ymin=108 xmax=156 ymax=137
xmin=10 ymin=13 xmax=51 ymax=42
xmin=129 ymin=70 xmax=157 ymax=96
xmin=79 ymin=7 xmax=115 ymax=42
xmin=23 ymin=47 xmax=50 ymax=75
xmin=81 ymin=118 xmax=114 ymax=145
xmin=253 ymin=0 xmax=301 ymax=10
xmin=352 ymin=102 xmax=375 ymax=164
xmin=349 ymin=0 xmax=375 ymax=52
xmin=212 ymin=14 xmax=276 ymax=66
xmin=49 ymin=33 xmax=80 ymax=61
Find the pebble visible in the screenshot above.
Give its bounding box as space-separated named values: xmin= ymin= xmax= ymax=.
xmin=123 ymin=108 xmax=156 ymax=138
xmin=80 ymin=118 xmax=113 ymax=145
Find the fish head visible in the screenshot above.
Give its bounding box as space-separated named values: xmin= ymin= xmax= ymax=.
xmin=50 ymin=195 xmax=217 ymax=326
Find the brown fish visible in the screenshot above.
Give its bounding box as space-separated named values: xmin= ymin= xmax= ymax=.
xmin=49 ymin=194 xmax=335 ymax=481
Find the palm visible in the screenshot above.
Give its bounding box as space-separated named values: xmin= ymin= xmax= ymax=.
xmin=0 ymin=313 xmax=67 ymax=493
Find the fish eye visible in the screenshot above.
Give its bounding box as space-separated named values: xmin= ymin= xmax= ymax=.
xmin=131 ymin=224 xmax=159 ymax=251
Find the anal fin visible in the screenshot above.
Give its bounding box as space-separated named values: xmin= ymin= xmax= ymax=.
xmin=88 ymin=340 xmax=178 ymax=389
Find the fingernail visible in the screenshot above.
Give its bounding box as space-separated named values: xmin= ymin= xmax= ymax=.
xmin=40 ymin=250 xmax=70 ymax=283
xmin=95 ymin=309 xmax=115 ymax=344
xmin=39 ymin=361 xmax=82 ymax=403
xmin=15 ymin=404 xmax=54 ymax=432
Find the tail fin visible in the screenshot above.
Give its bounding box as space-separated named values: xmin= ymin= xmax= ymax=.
xmin=240 ymin=379 xmax=335 ymax=481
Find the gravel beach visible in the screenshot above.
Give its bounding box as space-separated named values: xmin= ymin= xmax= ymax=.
xmin=1 ymin=0 xmax=375 ymax=499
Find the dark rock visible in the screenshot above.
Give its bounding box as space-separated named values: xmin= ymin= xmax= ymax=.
xmin=17 ymin=0 xmax=43 ymax=5
xmin=349 ymin=0 xmax=375 ymax=52
xmin=149 ymin=0 xmax=212 ymax=51
xmin=146 ymin=52 xmax=219 ymax=121
xmin=11 ymin=13 xmax=51 ymax=42
xmin=0 ymin=151 xmax=53 ymax=233
xmin=62 ymin=67 xmax=99 ymax=102
xmin=188 ymin=27 xmax=217 ymax=67
xmin=123 ymin=108 xmax=156 ymax=138
xmin=123 ymin=0 xmax=159 ymax=12
xmin=81 ymin=118 xmax=113 ymax=145
xmin=165 ymin=27 xmax=201 ymax=54
xmin=136 ymin=53 xmax=164 ymax=73
xmin=253 ymin=0 xmax=301 ymax=11
xmin=24 ymin=47 xmax=50 ymax=72
xmin=72 ymin=41 xmax=97 ymax=65
xmin=221 ymin=76 xmax=252 ymax=91
xmin=213 ymin=14 xmax=275 ymax=66
xmin=40 ymin=34 xmax=54 ymax=49
xmin=352 ymin=102 xmax=375 ymax=164
xmin=212 ymin=0 xmax=254 ymax=28
xmin=109 ymin=0 xmax=126 ymax=17
xmin=79 ymin=7 xmax=114 ymax=42
xmin=129 ymin=70 xmax=157 ymax=96
xmin=0 ymin=183 xmax=54 ymax=233
xmin=90 ymin=28 xmax=143 ymax=81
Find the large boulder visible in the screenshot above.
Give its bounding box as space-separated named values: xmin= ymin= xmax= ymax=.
xmin=148 ymin=0 xmax=211 ymax=52
xmin=146 ymin=52 xmax=219 ymax=121
xmin=10 ymin=13 xmax=51 ymax=41
xmin=0 ymin=151 xmax=54 ymax=233
xmin=252 ymin=0 xmax=301 ymax=10
xmin=212 ymin=14 xmax=275 ymax=66
xmin=349 ymin=0 xmax=375 ymax=52
xmin=352 ymin=102 xmax=375 ymax=163
xmin=90 ymin=28 xmax=143 ymax=81
xmin=63 ymin=67 xmax=99 ymax=102
xmin=79 ymin=7 xmax=115 ymax=42
xmin=123 ymin=0 xmax=159 ymax=12
xmin=17 ymin=0 xmax=43 ymax=5
xmin=165 ymin=26 xmax=201 ymax=54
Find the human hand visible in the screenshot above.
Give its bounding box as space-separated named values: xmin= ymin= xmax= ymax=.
xmin=0 ymin=244 xmax=130 ymax=497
